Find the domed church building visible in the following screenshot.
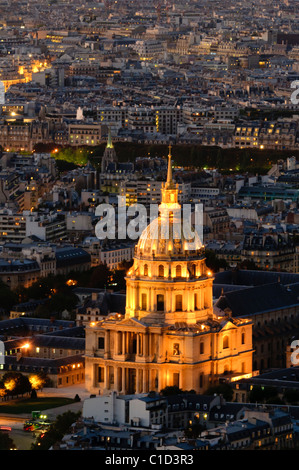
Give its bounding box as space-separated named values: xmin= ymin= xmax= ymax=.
xmin=85 ymin=148 xmax=254 ymax=395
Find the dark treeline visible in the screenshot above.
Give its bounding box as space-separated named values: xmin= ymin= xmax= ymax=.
xmin=34 ymin=142 xmax=299 ymax=175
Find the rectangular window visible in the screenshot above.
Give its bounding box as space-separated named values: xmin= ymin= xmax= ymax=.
xmin=98 ymin=366 xmax=104 ymax=383
xmin=98 ymin=337 xmax=105 ymax=349
xmin=141 ymin=293 xmax=147 ymax=311
xmin=173 ymin=372 xmax=180 ymax=387
xmin=157 ymin=294 xmax=164 ymax=311
xmin=175 ymin=294 xmax=182 ymax=311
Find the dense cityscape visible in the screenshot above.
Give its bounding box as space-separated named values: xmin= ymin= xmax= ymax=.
xmin=1 ymin=0 xmax=299 ymax=456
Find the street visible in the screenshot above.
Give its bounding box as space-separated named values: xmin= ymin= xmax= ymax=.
xmin=0 ymin=384 xmax=90 ymax=450
xmin=0 ymin=416 xmax=36 ymax=450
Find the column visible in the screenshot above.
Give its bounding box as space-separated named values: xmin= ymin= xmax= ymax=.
xmin=179 ymin=371 xmax=183 ymax=391
xmin=126 ymin=331 xmax=129 ymax=354
xmin=147 ymin=333 xmax=151 ymax=358
xmin=168 ymin=287 xmax=172 ymax=313
xmin=158 ymin=334 xmax=163 ymax=362
xmin=143 ymin=333 xmax=148 ymax=358
xmin=136 ymin=369 xmax=141 ymax=394
xmin=116 ymin=367 xmax=121 ymax=392
xmin=118 ymin=332 xmax=122 ymax=355
xmin=143 ymin=368 xmax=147 ymax=393
xmin=149 ymin=287 xmax=152 ymax=312
xmin=122 ymin=367 xmax=126 ymax=393
xmin=122 ymin=332 xmax=126 ymax=355
xmin=104 ymin=330 xmax=110 ymax=358
xmin=139 ymin=333 xmax=143 ymax=356
xmin=104 ymin=365 xmax=109 ymax=390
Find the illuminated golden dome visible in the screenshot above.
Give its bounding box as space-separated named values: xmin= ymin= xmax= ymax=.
xmin=136 ymin=212 xmax=203 ymax=260
xmin=135 ymin=145 xmax=203 ymax=261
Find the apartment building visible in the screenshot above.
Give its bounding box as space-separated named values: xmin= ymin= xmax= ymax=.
xmin=0 ymin=259 xmax=40 ymax=289
xmin=68 ymin=123 xmax=107 ymax=146
xmin=0 ymin=120 xmax=51 ymax=152
xmin=100 ymin=242 xmax=135 ymax=270
xmin=155 ymin=107 xmax=180 ymax=135
xmin=127 ymin=107 xmax=156 ymax=134
xmin=132 ymin=40 xmax=166 ymax=59
xmin=120 ymin=179 xmax=191 ymax=207
xmin=191 ymin=186 xmax=220 ymax=203
xmin=203 ymin=207 xmax=230 ymax=236
xmin=0 ymin=211 xmax=26 ymax=242
xmin=66 ymin=212 xmax=94 ymax=233
xmin=25 ymin=212 xmax=67 ymax=242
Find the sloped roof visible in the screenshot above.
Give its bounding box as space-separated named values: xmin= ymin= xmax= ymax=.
xmin=4 ymin=335 xmax=85 ymax=350
xmin=4 ymin=354 xmax=84 ymax=372
xmin=215 ymin=282 xmax=299 ymax=317
xmin=214 ymin=269 xmax=299 ymax=287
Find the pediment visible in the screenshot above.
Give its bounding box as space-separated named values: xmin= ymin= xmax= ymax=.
xmin=117 ymin=317 xmax=147 ymax=329
xmin=219 ymin=320 xmax=237 ymax=331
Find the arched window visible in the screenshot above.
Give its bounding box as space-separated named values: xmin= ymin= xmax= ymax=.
xmin=144 ymin=264 xmax=148 ymax=276
xmin=175 ymin=294 xmax=182 ymax=311
xmin=158 ymin=265 xmax=164 ymax=278
xmin=176 ymin=265 xmax=182 ymax=278
xmin=223 ymin=335 xmax=229 ymax=349
xmin=241 ymin=332 xmax=245 ymax=345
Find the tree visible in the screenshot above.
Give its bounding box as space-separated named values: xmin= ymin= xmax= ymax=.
xmin=111 ymin=268 xmax=127 ymax=291
xmin=204 ymin=383 xmax=233 ymax=401
xmin=160 ymin=386 xmax=183 ymax=396
xmin=118 ymin=259 xmax=133 ymax=271
xmin=87 ymin=263 xmax=110 ymax=288
xmin=0 ymin=282 xmax=18 ymax=312
xmin=205 ymin=250 xmax=228 ymax=272
xmin=249 ymin=385 xmax=280 ymax=404
xmin=284 ymin=389 xmax=299 ymax=405
xmin=248 ymin=385 xmax=265 ymax=403
xmin=29 ymin=372 xmax=48 ymax=391
xmin=184 ymin=421 xmax=205 ymax=439
xmin=31 ymin=411 xmax=81 ymax=450
xmin=2 ymin=372 xmax=31 ymax=398
xmin=239 ymin=259 xmax=259 ymax=270
xmin=0 ymin=382 xmax=6 ymax=400
xmin=0 ymin=432 xmax=16 ymax=450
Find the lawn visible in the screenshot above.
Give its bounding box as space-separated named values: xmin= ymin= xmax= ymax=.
xmin=0 ymin=397 xmax=76 ymax=414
